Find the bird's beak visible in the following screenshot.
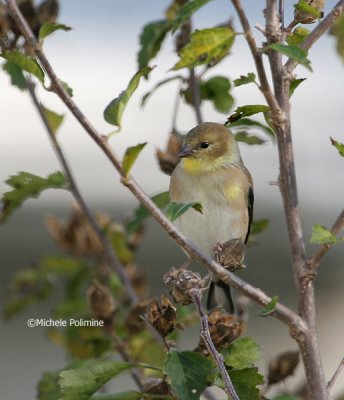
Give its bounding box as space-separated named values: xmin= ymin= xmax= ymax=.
xmin=177 ymin=144 xmax=194 ymax=158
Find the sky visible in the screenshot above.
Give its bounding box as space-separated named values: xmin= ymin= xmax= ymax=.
xmin=0 ymin=1 xmax=344 ymax=398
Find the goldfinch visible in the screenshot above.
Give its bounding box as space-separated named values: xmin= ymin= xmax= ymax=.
xmin=169 ymin=122 xmax=253 ymax=313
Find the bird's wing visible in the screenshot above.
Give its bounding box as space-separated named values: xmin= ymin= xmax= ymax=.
xmin=245 ymin=185 xmax=254 ymax=244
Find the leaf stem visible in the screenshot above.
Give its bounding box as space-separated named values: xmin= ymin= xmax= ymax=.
xmin=191 ymin=288 xmax=239 ymax=400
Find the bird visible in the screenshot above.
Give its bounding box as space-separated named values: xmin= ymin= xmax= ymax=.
xmin=169 ymin=122 xmax=253 ymax=313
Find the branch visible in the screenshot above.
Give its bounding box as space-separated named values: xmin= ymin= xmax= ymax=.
xmin=189 ymin=68 xmax=203 ymax=124
xmin=305 ymin=209 xmax=344 ymax=274
xmin=327 ymin=357 xmax=344 ymax=392
xmin=230 ymin=0 xmax=282 ymax=121
xmin=285 ymin=0 xmax=344 ymax=74
xmin=6 ymin=0 xmax=306 ymax=336
xmin=26 ymin=81 xmax=139 ymax=306
xmin=191 ymin=289 xmax=239 ymax=400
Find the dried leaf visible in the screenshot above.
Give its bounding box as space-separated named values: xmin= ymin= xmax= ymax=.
xmin=156 ymin=132 xmax=183 ymax=175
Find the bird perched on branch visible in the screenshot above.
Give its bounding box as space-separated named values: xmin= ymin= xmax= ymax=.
xmin=169 ymin=122 xmax=253 ymax=313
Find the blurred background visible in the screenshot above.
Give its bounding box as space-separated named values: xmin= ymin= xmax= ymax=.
xmin=0 ymin=0 xmax=343 ymax=398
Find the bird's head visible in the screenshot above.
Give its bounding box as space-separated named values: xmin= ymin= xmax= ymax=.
xmin=177 ymin=122 xmax=241 ymax=173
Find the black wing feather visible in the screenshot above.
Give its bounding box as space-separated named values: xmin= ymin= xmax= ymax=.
xmin=244 ymin=186 xmax=254 ymax=244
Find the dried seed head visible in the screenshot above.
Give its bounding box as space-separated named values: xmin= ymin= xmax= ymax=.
xmin=163 ymin=267 xmax=209 ymax=305
xmin=213 ymin=238 xmax=245 ymax=271
xmin=197 ymin=308 xmax=244 ymax=353
xmin=125 ymin=263 xmax=147 ymax=298
xmin=268 ymin=350 xmax=300 ymax=385
xmin=156 ymin=132 xmax=183 ymax=175
xmin=147 ymin=295 xmax=177 ymax=337
xmin=293 ymin=0 xmax=324 ymax=24
xmin=126 ymin=300 xmax=151 ymax=334
xmin=143 ymin=379 xmax=171 ymax=396
xmin=87 ymin=281 xmax=117 ymax=325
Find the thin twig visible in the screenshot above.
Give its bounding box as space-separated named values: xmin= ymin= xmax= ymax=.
xmin=189 ymin=68 xmax=203 ymax=124
xmin=26 ymin=80 xmax=139 ymax=305
xmin=285 ymin=0 xmax=344 ymax=74
xmin=111 ymin=332 xmax=145 ymax=391
xmin=230 ymin=0 xmax=282 ymax=122
xmin=327 ymin=357 xmax=344 ymax=392
xmin=305 ymin=209 xmax=344 ymax=274
xmin=6 ymin=0 xmax=307 ymax=335
xmin=279 ymin=0 xmax=284 ymax=30
xmin=191 ymin=289 xmax=239 ymax=400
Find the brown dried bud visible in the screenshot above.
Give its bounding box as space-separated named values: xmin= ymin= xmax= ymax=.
xmin=213 ymin=238 xmax=245 ymax=272
xmin=125 ymin=264 xmax=147 ymax=298
xmin=147 ymin=295 xmax=177 ymax=337
xmin=126 ymin=300 xmax=150 ymax=334
xmin=87 ymin=281 xmax=117 ymax=325
xmin=293 ymin=0 xmax=324 ymax=25
xmin=46 ymin=206 xmax=105 ymax=256
xmin=143 ymin=379 xmax=172 ymax=396
xmin=268 ymin=350 xmax=300 ymax=385
xmin=198 ymin=308 xmax=244 ymax=353
xmin=156 ymin=132 xmax=183 ymax=175
xmin=163 ymin=267 xmax=210 ymax=305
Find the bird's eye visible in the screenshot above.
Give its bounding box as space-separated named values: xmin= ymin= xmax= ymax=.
xmin=200 ymin=141 xmax=209 ymax=149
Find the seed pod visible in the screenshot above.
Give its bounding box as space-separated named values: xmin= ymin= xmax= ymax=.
xmin=268 ymin=350 xmax=300 ymax=385
xmin=147 ymin=295 xmax=177 ymax=337
xmin=87 ymin=281 xmax=117 ymax=325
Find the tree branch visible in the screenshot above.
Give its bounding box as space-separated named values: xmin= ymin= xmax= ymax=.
xmin=230 ymin=0 xmax=283 ymax=122
xmin=189 ymin=68 xmax=203 ymax=124
xmin=26 ymin=80 xmax=139 ymax=305
xmin=6 ymin=0 xmax=307 ymax=341
xmin=191 ymin=289 xmax=239 ymax=400
xmin=285 ymin=0 xmax=344 ymax=74
xmin=327 ymin=357 xmax=344 ymax=392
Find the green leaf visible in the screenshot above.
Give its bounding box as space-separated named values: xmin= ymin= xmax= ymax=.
xmin=138 ymin=20 xmax=170 ymax=70
xmin=273 ymin=396 xmax=301 ymax=400
xmin=229 ymin=117 xmax=275 ymax=139
xmin=259 ymin=296 xmax=279 ymax=317
xmin=310 ymin=224 xmax=338 ymax=244
xmin=228 ymin=105 xmax=270 ymax=124
xmin=38 ymin=371 xmax=62 ymax=400
xmin=141 ymin=75 xmax=183 ymax=106
xmin=330 ymin=137 xmax=344 ymax=157
xmin=104 ymin=66 xmax=152 ymax=128
xmin=294 ymin=0 xmax=322 ymax=19
xmin=122 ymin=143 xmax=147 ymax=176
xmin=289 ymin=77 xmax=306 ymax=97
xmin=251 ymin=219 xmax=269 ymax=235
xmin=235 ymin=132 xmax=265 ymax=145
xmin=1 ymin=171 xmax=68 ymax=222
xmin=223 ymin=337 xmax=261 ymax=369
xmin=60 ymin=80 xmax=74 ymax=97
xmin=39 ymin=22 xmax=72 ymax=41
xmin=2 ymin=61 xmax=27 ymax=90
xmin=92 ymin=392 xmax=143 ymax=400
xmin=1 ymin=50 xmax=45 ymax=83
xmin=330 ymin=13 xmax=344 ymax=62
xmin=173 ymin=27 xmax=235 ymax=70
xmin=59 ymin=360 xmax=133 ymax=400
xmin=164 ymin=350 xmax=213 ymax=400
xmin=42 ymin=106 xmax=64 ymax=134
xmin=126 ymin=191 xmax=170 ymax=234
xmin=166 ymin=202 xmax=203 ymax=221
xmin=233 ymin=72 xmax=256 ymax=87
xmin=267 ymin=43 xmax=312 ymax=71
xmin=228 ymin=368 xmax=264 ymax=400
xmin=286 ymin=27 xmax=310 ymax=46
xmin=200 ymin=76 xmax=234 ymax=113
xmin=172 ymin=0 xmax=214 ymax=32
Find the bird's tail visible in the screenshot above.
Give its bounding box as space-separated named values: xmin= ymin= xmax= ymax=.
xmin=206 ymin=277 xmax=234 ymax=314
